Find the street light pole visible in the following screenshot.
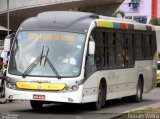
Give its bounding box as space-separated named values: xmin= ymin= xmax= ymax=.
xmin=7 ymin=0 xmax=9 ymax=35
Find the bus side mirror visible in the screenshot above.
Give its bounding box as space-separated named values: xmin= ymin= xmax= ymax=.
xmin=4 ymin=33 xmax=15 ymax=52
xmin=88 ymin=36 xmax=95 ymax=55
xmin=4 ymin=38 xmax=11 ymax=52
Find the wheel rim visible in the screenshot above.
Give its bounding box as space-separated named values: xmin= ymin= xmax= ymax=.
xmin=1 ymin=89 xmax=5 ymax=98
xmin=0 ymin=98 xmax=7 ymax=103
xmin=1 ymin=85 xmax=5 ymax=98
xmin=0 ymin=91 xmax=7 ymax=103
xmin=137 ymin=82 xmax=142 ymax=100
xmin=0 ymin=85 xmax=6 ymax=103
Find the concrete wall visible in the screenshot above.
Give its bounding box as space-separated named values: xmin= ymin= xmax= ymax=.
xmin=0 ymin=0 xmax=123 ymax=31
xmin=0 ymin=0 xmax=82 ymax=13
xmin=0 ymin=0 xmax=122 ymax=14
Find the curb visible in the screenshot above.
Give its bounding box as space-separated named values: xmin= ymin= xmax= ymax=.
xmin=123 ymin=102 xmax=160 ymax=113
xmin=111 ymin=102 xmax=160 ymax=119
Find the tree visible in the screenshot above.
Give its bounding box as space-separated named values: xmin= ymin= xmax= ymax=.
xmin=113 ymin=10 xmax=125 ymax=18
xmin=149 ymin=18 xmax=160 ymax=25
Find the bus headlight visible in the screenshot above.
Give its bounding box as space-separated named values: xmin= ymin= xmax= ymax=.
xmin=72 ymin=85 xmax=79 ymax=91
xmin=65 ymin=85 xmax=79 ymax=92
xmin=7 ymin=82 xmax=17 ymax=90
xmin=157 ymin=71 xmax=160 ymax=79
xmin=65 ymin=86 xmax=72 ymax=91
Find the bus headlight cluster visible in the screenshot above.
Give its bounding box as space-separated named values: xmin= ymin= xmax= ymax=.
xmin=65 ymin=85 xmax=79 ymax=92
xmin=7 ymin=82 xmax=17 ymax=90
xmin=157 ymin=71 xmax=160 ymax=78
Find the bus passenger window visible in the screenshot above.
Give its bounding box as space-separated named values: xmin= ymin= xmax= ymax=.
xmin=108 ymin=48 xmax=115 ymax=67
xmin=151 ymin=34 xmax=156 ymax=57
xmin=107 ymin=32 xmax=116 ymax=67
xmin=115 ymin=32 xmax=125 ymax=67
xmin=143 ymin=34 xmax=151 ymax=58
xmin=135 ymin=34 xmax=143 ymax=59
xmin=113 ymin=33 xmax=116 ymax=45
xmin=128 ymin=46 xmax=134 ymax=66
xmin=116 ymin=46 xmax=124 ymax=67
xmin=95 ymin=30 xmax=105 ymax=69
xmin=122 ymin=33 xmax=135 ymax=67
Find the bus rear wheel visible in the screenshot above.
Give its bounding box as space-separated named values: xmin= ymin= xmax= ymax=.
xmin=132 ymin=79 xmax=143 ymax=102
xmin=30 ymin=100 xmax=43 ymax=110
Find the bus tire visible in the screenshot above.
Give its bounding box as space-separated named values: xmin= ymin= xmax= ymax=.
xmin=8 ymin=100 xmax=13 ymax=103
xmin=157 ymin=83 xmax=160 ymax=87
xmin=92 ymin=82 xmax=104 ymax=110
xmin=0 ymin=84 xmax=7 ymax=104
xmin=0 ymin=98 xmax=7 ymax=104
xmin=30 ymin=100 xmax=43 ymax=110
xmin=132 ymin=79 xmax=143 ymax=102
xmin=102 ymin=81 xmax=106 ymax=107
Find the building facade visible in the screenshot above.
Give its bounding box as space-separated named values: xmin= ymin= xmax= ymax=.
xmin=117 ymin=0 xmax=160 ymax=24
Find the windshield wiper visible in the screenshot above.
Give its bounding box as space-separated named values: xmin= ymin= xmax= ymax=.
xmin=22 ymin=55 xmax=42 ymax=78
xmin=22 ymin=46 xmax=61 ymax=79
xmin=45 ymin=57 xmax=61 ymax=79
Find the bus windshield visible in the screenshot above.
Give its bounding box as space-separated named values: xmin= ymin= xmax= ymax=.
xmin=8 ymin=31 xmax=85 ymax=77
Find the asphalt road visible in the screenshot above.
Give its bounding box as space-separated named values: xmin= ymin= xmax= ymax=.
xmin=0 ymin=88 xmax=160 ymax=119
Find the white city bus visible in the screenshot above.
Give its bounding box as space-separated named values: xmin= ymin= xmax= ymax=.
xmin=4 ymin=11 xmax=157 ymax=110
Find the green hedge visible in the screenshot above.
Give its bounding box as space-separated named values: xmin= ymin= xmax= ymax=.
xmin=149 ymin=18 xmax=159 ymax=25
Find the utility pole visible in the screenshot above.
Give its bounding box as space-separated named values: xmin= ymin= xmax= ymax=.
xmin=7 ymin=0 xmax=9 ymax=35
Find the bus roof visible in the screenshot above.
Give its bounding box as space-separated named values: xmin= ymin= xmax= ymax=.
xmin=97 ymin=16 xmax=154 ymax=31
xmin=99 ymin=15 xmax=139 ymax=24
xmin=20 ymin=11 xmax=98 ymax=33
xmin=19 ymin=11 xmax=155 ymax=33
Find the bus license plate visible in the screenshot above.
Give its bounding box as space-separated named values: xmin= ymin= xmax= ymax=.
xmin=33 ymin=94 xmax=45 ymax=100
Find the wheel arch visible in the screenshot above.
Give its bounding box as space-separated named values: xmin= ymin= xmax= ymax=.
xmin=100 ymin=77 xmax=107 ymax=90
xmin=100 ymin=77 xmax=107 ymax=100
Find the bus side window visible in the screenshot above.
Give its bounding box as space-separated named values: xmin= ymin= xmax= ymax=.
xmin=108 ymin=32 xmax=116 ymax=68
xmin=151 ymin=33 xmax=156 ymax=57
xmin=85 ymin=31 xmax=96 ymax=77
xmin=95 ymin=29 xmax=105 ymax=69
xmin=143 ymin=34 xmax=151 ymax=59
xmin=116 ymin=32 xmax=124 ymax=67
xmin=125 ymin=33 xmax=134 ymax=66
xmin=135 ymin=33 xmax=143 ymax=59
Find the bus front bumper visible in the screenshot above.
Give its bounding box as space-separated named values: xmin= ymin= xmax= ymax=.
xmin=5 ymin=85 xmax=83 ymax=103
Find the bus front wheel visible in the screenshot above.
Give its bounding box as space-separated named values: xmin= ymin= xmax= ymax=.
xmin=91 ymin=82 xmax=106 ymax=110
xmin=30 ymin=100 xmax=43 ymax=110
